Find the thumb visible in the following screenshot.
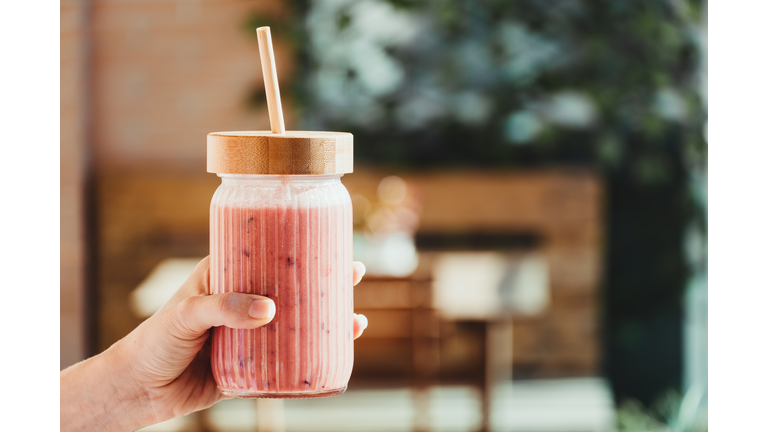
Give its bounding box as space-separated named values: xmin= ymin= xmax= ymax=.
xmin=169 ymin=292 xmax=276 ymax=340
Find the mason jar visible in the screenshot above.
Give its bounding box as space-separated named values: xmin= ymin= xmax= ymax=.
xmin=207 ymin=131 xmax=354 ymax=398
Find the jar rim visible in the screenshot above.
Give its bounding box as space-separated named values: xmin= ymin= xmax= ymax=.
xmin=218 ymin=173 xmax=343 ymax=179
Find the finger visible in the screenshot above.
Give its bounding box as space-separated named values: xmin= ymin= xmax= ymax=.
xmin=157 ymin=256 xmax=211 ymax=314
xmin=353 ymin=313 xmax=368 ymax=340
xmin=353 ymin=261 xmax=366 ymax=286
xmin=168 ymin=292 xmax=276 ymax=340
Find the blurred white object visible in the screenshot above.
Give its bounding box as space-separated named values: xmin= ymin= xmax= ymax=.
xmin=491 ymin=378 xmax=615 ymax=432
xmin=257 ymin=399 xmax=286 ymax=432
xmin=136 ymin=414 xmax=195 ymax=432
xmin=203 ymin=398 xmax=259 ymax=431
xmin=129 ymin=258 xmax=201 ymax=318
xmin=377 ymin=175 xmax=409 ymax=205
xmin=432 ymin=252 xmax=548 ymax=320
xmin=353 ymin=231 xmax=419 ymax=277
xmin=141 ymin=380 xmax=613 ymax=432
xmin=538 ymin=91 xmax=598 ymax=129
xmin=432 ymin=252 xmax=507 ymax=319
xmin=500 ymin=254 xmax=549 ymax=316
xmin=202 ymin=380 xmax=613 ymax=432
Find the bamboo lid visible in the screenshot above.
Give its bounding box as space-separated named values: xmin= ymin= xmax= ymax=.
xmin=207 ymin=131 xmax=353 ymax=175
xmin=208 ymin=29 xmax=353 ymax=176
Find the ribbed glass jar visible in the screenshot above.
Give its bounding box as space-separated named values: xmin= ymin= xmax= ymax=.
xmin=209 ymin=174 xmax=353 ymax=398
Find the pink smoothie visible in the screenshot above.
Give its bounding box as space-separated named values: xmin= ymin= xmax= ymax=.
xmin=210 ymin=191 xmax=353 ymax=398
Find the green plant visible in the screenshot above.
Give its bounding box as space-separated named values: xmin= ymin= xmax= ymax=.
xmin=244 ymin=0 xmax=707 ymax=404
xmin=617 ymin=385 xmax=707 ymax=432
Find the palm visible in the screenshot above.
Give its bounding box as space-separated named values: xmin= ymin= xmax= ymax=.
xmin=152 ymin=336 xmax=229 ymax=417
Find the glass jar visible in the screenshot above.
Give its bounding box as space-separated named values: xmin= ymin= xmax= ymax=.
xmin=207 ymin=131 xmax=354 ymax=398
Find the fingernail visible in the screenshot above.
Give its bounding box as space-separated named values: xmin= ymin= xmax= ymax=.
xmin=356 ymin=262 xmax=367 ymax=275
xmin=249 ymin=298 xmax=275 ymax=320
xmin=358 ymin=314 xmax=368 ymax=330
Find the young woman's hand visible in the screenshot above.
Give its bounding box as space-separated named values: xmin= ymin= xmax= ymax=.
xmin=60 ymin=257 xmax=367 ymax=432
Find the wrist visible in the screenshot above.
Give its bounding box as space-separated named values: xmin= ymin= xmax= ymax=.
xmin=60 ymin=341 xmax=154 ymax=432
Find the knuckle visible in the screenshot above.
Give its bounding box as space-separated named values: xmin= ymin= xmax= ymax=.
xmin=170 ymin=296 xmax=199 ymax=336
xmin=217 ymin=292 xmax=237 ymax=316
xmin=216 ymin=292 xmax=249 ymax=328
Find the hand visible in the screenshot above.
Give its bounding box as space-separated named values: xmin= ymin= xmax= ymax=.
xmin=60 ymin=257 xmax=367 ymax=432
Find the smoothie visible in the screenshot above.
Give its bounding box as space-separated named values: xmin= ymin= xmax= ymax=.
xmin=209 ymin=175 xmax=353 ymax=398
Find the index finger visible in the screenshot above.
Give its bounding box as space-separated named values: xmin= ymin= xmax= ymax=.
xmin=353 ymin=262 xmax=366 ymax=286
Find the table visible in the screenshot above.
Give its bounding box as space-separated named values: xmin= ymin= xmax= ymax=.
xmin=428 ymin=251 xmax=549 ymax=432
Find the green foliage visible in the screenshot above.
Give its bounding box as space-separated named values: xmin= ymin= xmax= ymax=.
xmin=243 ymin=0 xmax=707 ymax=405
xmin=276 ymin=0 xmax=706 ymax=183
xmin=616 ymin=387 xmax=708 ymax=432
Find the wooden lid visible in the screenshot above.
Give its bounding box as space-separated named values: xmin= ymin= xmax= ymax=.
xmin=207 ymin=131 xmax=353 ymax=175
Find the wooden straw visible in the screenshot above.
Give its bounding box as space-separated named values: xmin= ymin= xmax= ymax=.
xmin=257 ymin=27 xmax=286 ymax=134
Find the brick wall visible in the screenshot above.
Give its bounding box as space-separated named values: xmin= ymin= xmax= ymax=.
xmin=90 ymin=0 xmax=290 ymax=169
xmin=61 ymin=0 xmax=287 ymax=364
xmin=61 ymin=0 xmax=88 ymax=370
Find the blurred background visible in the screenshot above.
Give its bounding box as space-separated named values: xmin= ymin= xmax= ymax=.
xmin=61 ymin=0 xmax=707 ymax=431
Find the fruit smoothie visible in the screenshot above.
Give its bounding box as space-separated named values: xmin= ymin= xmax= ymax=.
xmin=209 ymin=175 xmax=353 ymax=398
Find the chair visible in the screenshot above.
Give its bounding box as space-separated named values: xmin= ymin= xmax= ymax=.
xmin=352 ymin=275 xmax=440 ymax=432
